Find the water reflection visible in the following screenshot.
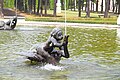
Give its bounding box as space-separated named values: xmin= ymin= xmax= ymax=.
xmin=0 ymin=26 xmax=120 ymax=80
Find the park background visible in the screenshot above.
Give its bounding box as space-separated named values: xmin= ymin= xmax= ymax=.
xmin=0 ymin=1 xmax=120 ymax=80
xmin=0 ymin=0 xmax=120 ymax=24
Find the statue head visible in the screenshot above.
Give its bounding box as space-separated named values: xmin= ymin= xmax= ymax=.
xmin=51 ymin=28 xmax=63 ymax=40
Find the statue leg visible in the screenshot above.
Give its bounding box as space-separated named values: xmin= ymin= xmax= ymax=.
xmin=36 ymin=47 xmax=57 ymax=65
xmin=50 ymin=50 xmax=63 ymax=63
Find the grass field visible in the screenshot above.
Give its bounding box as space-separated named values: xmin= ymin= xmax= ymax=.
xmin=25 ymin=10 xmax=118 ymax=25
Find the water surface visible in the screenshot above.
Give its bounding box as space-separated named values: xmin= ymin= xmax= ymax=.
xmin=0 ymin=26 xmax=120 ymax=80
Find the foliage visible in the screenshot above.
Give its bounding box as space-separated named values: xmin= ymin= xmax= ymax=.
xmin=2 ymin=0 xmax=120 ymax=19
xmin=50 ymin=0 xmax=54 ymax=9
xmin=4 ymin=0 xmax=14 ymax=8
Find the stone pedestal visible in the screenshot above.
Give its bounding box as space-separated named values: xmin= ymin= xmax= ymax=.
xmin=117 ymin=15 xmax=120 ymax=26
xmin=56 ymin=0 xmax=61 ymax=13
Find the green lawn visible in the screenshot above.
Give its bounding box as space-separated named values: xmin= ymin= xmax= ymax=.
xmin=25 ymin=10 xmax=118 ymax=25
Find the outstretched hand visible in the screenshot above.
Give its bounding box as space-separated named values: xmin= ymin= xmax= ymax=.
xmin=63 ymin=35 xmax=69 ymax=45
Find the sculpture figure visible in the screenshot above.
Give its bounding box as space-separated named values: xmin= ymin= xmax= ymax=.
xmin=26 ymin=28 xmax=69 ymax=65
xmin=0 ymin=16 xmax=17 ymax=30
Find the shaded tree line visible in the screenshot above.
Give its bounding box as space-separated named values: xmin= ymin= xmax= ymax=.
xmin=77 ymin=0 xmax=120 ymax=18
xmin=15 ymin=0 xmax=120 ymax=18
xmin=14 ymin=0 xmax=54 ymax=16
xmin=1 ymin=0 xmax=120 ymax=18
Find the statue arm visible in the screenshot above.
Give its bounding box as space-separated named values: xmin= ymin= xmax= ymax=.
xmin=50 ymin=37 xmax=63 ymax=47
xmin=62 ymin=35 xmax=69 ymax=58
xmin=51 ymin=35 xmax=69 ymax=58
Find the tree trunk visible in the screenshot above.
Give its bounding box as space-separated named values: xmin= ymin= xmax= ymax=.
xmin=118 ymin=4 xmax=120 ymax=14
xmin=71 ymin=0 xmax=72 ymax=11
xmin=61 ymin=0 xmax=64 ymax=10
xmin=82 ymin=0 xmax=84 ymax=11
xmin=33 ymin=0 xmax=36 ymax=14
xmin=28 ymin=0 xmax=32 ymax=14
xmin=86 ymin=0 xmax=90 ymax=18
xmin=90 ymin=1 xmax=92 ymax=12
xmin=78 ymin=0 xmax=81 ymax=17
xmin=53 ymin=0 xmax=57 ymax=17
xmin=118 ymin=0 xmax=120 ymax=14
xmin=37 ymin=0 xmax=40 ymax=15
xmin=112 ymin=0 xmax=115 ymax=12
xmin=101 ymin=0 xmax=103 ymax=13
xmin=115 ymin=4 xmax=118 ymax=13
xmin=40 ymin=0 xmax=43 ymax=16
xmin=96 ymin=0 xmax=98 ymax=12
xmin=93 ymin=1 xmax=94 ymax=12
xmin=74 ymin=0 xmax=76 ymax=11
xmin=45 ymin=0 xmax=48 ymax=16
xmin=68 ymin=0 xmax=70 ymax=9
xmin=0 ymin=0 xmax=4 ymax=18
xmin=104 ymin=0 xmax=110 ymax=18
xmin=18 ymin=0 xmax=24 ymax=11
xmin=25 ymin=0 xmax=28 ymax=12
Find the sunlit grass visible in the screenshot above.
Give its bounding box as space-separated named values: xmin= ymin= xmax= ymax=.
xmin=25 ymin=10 xmax=117 ymax=25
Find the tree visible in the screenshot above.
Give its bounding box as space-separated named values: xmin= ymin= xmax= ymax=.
xmin=112 ymin=0 xmax=115 ymax=12
xmin=28 ymin=0 xmax=32 ymax=14
xmin=104 ymin=0 xmax=110 ymax=18
xmin=74 ymin=0 xmax=77 ymax=11
xmin=0 ymin=0 xmax=4 ymax=18
xmin=68 ymin=0 xmax=71 ymax=9
xmin=78 ymin=0 xmax=81 ymax=17
xmin=101 ymin=0 xmax=103 ymax=13
xmin=70 ymin=0 xmax=72 ymax=11
xmin=37 ymin=0 xmax=40 ymax=15
xmin=96 ymin=0 xmax=98 ymax=12
xmin=33 ymin=0 xmax=36 ymax=14
xmin=24 ymin=0 xmax=28 ymax=12
xmin=45 ymin=0 xmax=48 ymax=16
xmin=61 ymin=0 xmax=64 ymax=10
xmin=17 ymin=0 xmax=24 ymax=11
xmin=53 ymin=0 xmax=57 ymax=16
xmin=81 ymin=0 xmax=84 ymax=11
xmin=118 ymin=6 xmax=120 ymax=14
xmin=40 ymin=0 xmax=43 ymax=16
xmin=117 ymin=0 xmax=120 ymax=14
xmin=86 ymin=0 xmax=90 ymax=18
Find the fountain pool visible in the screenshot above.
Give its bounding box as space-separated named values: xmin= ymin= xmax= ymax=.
xmin=0 ymin=26 xmax=120 ymax=80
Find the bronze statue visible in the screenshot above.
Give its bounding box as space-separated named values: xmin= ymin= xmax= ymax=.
xmin=24 ymin=28 xmax=69 ymax=65
xmin=0 ymin=16 xmax=17 ymax=30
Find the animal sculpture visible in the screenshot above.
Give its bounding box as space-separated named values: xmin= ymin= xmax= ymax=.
xmin=0 ymin=16 xmax=17 ymax=30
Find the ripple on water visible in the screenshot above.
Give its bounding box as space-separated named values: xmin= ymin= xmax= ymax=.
xmin=40 ymin=64 xmax=65 ymax=71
